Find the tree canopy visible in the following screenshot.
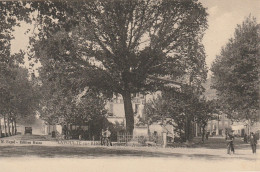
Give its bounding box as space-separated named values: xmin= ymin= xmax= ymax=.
xmin=211 ymin=16 xmax=260 ymax=123
xmin=0 ymin=2 xmax=40 ymax=135
xmin=28 ymin=0 xmax=208 ymax=133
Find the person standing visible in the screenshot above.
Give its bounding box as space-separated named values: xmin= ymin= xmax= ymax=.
xmin=101 ymin=129 xmax=105 ymax=146
xmin=105 ymin=128 xmax=112 ymax=146
xmin=78 ymin=127 xmax=83 ymax=140
xmin=206 ymin=132 xmax=209 ymax=140
xmin=62 ymin=125 xmax=68 ymax=139
xmin=227 ymin=132 xmax=235 ymax=154
xmin=225 ymin=129 xmax=228 ymax=141
xmin=244 ymin=134 xmax=248 ymax=143
xmin=250 ymin=132 xmax=257 ymax=154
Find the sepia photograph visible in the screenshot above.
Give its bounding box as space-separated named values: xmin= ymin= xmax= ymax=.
xmin=0 ymin=0 xmax=259 ymax=171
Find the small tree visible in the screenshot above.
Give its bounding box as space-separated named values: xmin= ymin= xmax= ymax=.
xmin=145 ymin=87 xmax=191 ymax=142
xmin=194 ymin=99 xmax=217 ymax=143
xmin=145 ymin=86 xmax=216 ymax=143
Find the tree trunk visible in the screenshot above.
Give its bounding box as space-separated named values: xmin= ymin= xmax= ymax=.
xmin=195 ymin=122 xmax=198 ymax=137
xmin=185 ymin=116 xmax=192 ymax=142
xmin=202 ymin=125 xmax=205 ymax=143
xmin=7 ymin=117 xmax=11 ymax=136
xmin=14 ymin=119 xmax=17 ymax=135
xmin=0 ymin=117 xmax=2 ymax=138
xmin=88 ymin=123 xmax=92 ymax=139
xmin=88 ymin=124 xmax=91 ymax=139
xmin=11 ymin=119 xmax=14 ymax=135
xmin=179 ymin=128 xmax=182 ymax=142
xmin=4 ymin=115 xmax=7 ymax=137
xmin=122 ymin=90 xmax=134 ymax=134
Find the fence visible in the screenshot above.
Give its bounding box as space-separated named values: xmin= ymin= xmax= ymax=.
xmin=117 ymin=132 xmax=133 ymax=143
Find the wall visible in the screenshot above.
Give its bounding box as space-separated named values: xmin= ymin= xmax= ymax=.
xmin=133 ymin=127 xmax=148 ymax=137
xmin=106 ymin=93 xmax=147 ymax=125
xmin=207 ymin=113 xmax=232 ymax=135
xmin=149 ymin=123 xmax=174 ymax=137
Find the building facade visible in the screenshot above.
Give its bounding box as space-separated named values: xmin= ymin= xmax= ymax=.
xmin=106 ymin=93 xmax=146 ymax=126
xmin=206 ymin=113 xmax=232 ymax=136
xmin=105 ymin=91 xmax=177 ymax=140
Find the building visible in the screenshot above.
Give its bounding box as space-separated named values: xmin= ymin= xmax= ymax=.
xmin=206 ymin=113 xmax=232 ymax=136
xmin=106 ymin=90 xmax=177 ymax=140
xmin=232 ymin=121 xmax=260 ymax=137
xmin=206 ymin=115 xmax=260 ymax=138
xmin=106 ymin=93 xmax=146 ymax=126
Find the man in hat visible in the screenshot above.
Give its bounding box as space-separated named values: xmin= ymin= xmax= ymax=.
xmin=250 ymin=132 xmax=257 ymax=154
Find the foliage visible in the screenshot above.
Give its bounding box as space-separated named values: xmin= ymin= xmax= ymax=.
xmin=106 ymin=121 xmax=126 ymax=142
xmin=211 ymin=16 xmax=260 ymax=123
xmin=0 ymin=2 xmax=32 ymax=61
xmin=29 ymin=0 xmax=208 ymax=133
xmin=38 ymin=64 xmax=108 ymax=126
xmin=137 ymin=136 xmax=147 ymax=145
xmin=84 ymin=119 xmax=125 ymax=141
xmin=145 ymin=94 xmax=169 ymax=124
xmin=0 ymin=65 xmax=40 ymax=136
xmin=8 ymin=67 xmax=40 ymax=119
xmin=1 ymin=2 xmax=33 ymax=114
xmin=145 ymin=87 xmax=216 ymax=141
xmin=0 ymin=2 xmax=38 ymax=136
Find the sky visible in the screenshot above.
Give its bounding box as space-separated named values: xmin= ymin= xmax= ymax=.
xmin=198 ymin=0 xmax=260 ymax=74
xmin=11 ymin=0 xmax=260 ymax=75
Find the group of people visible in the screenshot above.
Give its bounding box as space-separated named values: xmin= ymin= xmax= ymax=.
xmin=226 ymin=131 xmax=258 ymax=154
xmin=101 ymin=128 xmax=112 ymax=146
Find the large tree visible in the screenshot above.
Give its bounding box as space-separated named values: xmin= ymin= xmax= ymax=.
xmin=30 ymin=0 xmax=208 ymax=133
xmin=211 ymin=16 xmax=260 ymax=124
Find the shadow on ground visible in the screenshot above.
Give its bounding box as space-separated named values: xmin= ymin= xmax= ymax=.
xmin=0 ymin=145 xmax=257 ymax=161
xmin=191 ymin=137 xmax=251 ymax=150
xmin=1 ymin=135 xmax=258 ymax=161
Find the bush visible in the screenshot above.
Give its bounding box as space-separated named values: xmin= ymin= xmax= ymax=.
xmin=137 ymin=136 xmax=147 ymax=145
